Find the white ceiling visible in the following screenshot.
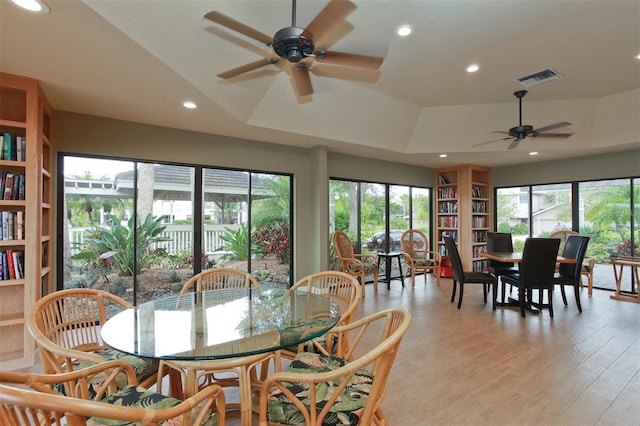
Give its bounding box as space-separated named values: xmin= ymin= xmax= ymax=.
xmin=1 ymin=0 xmax=639 ymax=168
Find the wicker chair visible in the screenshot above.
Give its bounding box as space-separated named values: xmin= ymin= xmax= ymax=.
xmin=279 ymin=271 xmax=361 ymax=360
xmin=180 ymin=267 xmax=260 ymax=293
xmin=333 ymin=230 xmax=379 ymax=295
xmin=258 ymin=308 xmax=411 ymax=426
xmin=159 ymin=268 xmax=276 ymax=426
xmin=27 ymin=288 xmax=159 ymax=388
xmin=400 ymin=229 xmax=441 ymax=287
xmin=549 ymin=230 xmax=596 ymax=295
xmin=0 ymin=360 xmax=225 ymax=426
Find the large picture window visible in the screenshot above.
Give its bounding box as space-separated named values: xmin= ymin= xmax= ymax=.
xmin=59 ymin=155 xmax=292 ymax=305
xmin=329 ymin=179 xmax=432 ymax=277
xmin=496 ymin=177 xmax=639 ymax=293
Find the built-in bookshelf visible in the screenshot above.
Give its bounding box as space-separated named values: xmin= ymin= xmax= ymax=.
xmin=0 ymin=72 xmax=53 ymax=370
xmin=435 ymin=164 xmax=491 ymax=272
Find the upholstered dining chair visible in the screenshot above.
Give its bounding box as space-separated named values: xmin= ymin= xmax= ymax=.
xmin=549 ymin=230 xmax=596 ymax=295
xmin=0 ymin=360 xmax=226 ymax=426
xmin=159 ymin=268 xmax=275 ymax=424
xmin=400 ymin=228 xmax=441 ymax=287
xmin=258 ymin=308 xmax=411 ymax=426
xmin=486 ymin=232 xmax=519 ymax=303
xmin=333 ymin=230 xmax=379 ymax=295
xmin=553 ymin=235 xmax=590 ymax=313
xmin=444 ymin=235 xmax=497 ymax=309
xmin=279 ymin=271 xmax=361 ymax=360
xmin=501 ymin=238 xmax=561 ymax=318
xmin=27 ymin=288 xmax=159 ymax=388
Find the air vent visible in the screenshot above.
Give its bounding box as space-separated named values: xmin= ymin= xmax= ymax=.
xmin=517 ymin=68 xmax=562 ymax=87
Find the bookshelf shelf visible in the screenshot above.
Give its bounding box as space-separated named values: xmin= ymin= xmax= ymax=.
xmin=435 ymin=164 xmax=491 ymax=272
xmin=0 ymin=72 xmax=53 ymax=370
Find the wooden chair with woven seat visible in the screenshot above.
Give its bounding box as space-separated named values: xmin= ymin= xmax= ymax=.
xmin=258 ymin=308 xmax=412 ymax=426
xmin=550 ymin=230 xmax=596 ymax=295
xmin=279 ymin=271 xmax=361 ymax=360
xmin=27 ymin=288 xmax=159 ymax=389
xmin=333 ymin=230 xmax=379 ymax=295
xmin=400 ymin=228 xmax=441 ymax=287
xmin=158 ymin=268 xmax=276 ymax=426
xmin=0 ymin=359 xmax=226 ymax=426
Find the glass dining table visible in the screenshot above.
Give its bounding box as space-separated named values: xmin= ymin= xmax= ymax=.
xmin=101 ymin=287 xmax=342 ymax=425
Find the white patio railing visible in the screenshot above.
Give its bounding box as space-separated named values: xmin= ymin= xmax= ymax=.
xmin=69 ymin=224 xmax=241 ymax=256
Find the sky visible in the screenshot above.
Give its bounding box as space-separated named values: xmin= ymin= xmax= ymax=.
xmin=64 ymin=156 xmax=134 ymax=180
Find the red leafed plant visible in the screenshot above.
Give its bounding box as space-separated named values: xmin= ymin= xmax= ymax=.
xmin=252 ymin=223 xmax=290 ymax=263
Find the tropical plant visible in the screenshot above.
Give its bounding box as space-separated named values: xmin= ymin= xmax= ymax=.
xmin=219 ymin=224 xmax=256 ymax=261
xmin=71 ymin=213 xmax=170 ymax=276
xmin=252 ymin=222 xmax=290 ymax=263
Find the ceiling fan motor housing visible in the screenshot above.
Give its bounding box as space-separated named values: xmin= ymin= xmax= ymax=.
xmin=509 ymin=125 xmax=533 ymax=138
xmin=273 ymin=27 xmax=314 ymax=63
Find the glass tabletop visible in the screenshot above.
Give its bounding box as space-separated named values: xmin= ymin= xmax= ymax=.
xmin=100 ymin=287 xmax=341 ymax=360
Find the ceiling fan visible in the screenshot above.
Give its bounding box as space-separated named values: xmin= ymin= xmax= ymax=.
xmin=204 ymin=0 xmax=383 ymax=97
xmin=474 ymin=90 xmax=573 ymax=149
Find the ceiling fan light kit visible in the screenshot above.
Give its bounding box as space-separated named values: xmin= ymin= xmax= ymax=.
xmin=204 ymin=0 xmax=384 ymax=97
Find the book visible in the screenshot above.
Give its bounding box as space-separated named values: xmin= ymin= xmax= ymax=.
xmin=11 ymin=250 xmax=22 ymax=279
xmin=6 ymin=249 xmax=15 ymax=279
xmin=3 ymin=172 xmax=14 ymax=199
xmin=16 ymin=137 xmax=23 ymax=161
xmin=4 ymin=133 xmax=13 ymax=161
xmin=15 ymin=211 xmax=23 ymax=240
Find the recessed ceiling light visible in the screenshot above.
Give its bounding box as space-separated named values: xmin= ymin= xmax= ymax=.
xmin=11 ymin=0 xmax=49 ymax=13
xmin=529 ymin=151 xmax=539 ymax=156
xmin=396 ymin=25 xmax=412 ymax=37
xmin=182 ymin=101 xmax=197 ymax=109
xmin=635 ymin=53 xmax=640 ymax=60
xmin=439 ymin=154 xmax=448 ymax=158
xmin=466 ymin=64 xmax=480 ymax=73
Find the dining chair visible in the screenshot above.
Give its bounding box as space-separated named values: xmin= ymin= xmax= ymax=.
xmin=279 ymin=271 xmax=361 ymax=360
xmin=258 ymin=308 xmax=411 ymax=426
xmin=333 ymin=230 xmax=379 ymax=295
xmin=486 ymin=232 xmax=519 ymax=303
xmin=444 ymin=235 xmax=497 ymax=309
xmin=160 ymin=268 xmax=275 ymax=425
xmin=0 ymin=359 xmax=226 ymax=426
xmin=501 ymin=237 xmax=561 ymax=318
xmin=549 ymin=230 xmax=596 ymax=295
xmin=26 ymin=288 xmax=159 ymax=389
xmin=400 ymin=228 xmax=441 ymax=287
xmin=179 ymin=267 xmax=259 ymax=293
xmin=553 ymin=235 xmax=590 ymax=313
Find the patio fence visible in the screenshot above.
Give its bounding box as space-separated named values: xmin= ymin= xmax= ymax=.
xmin=69 ymin=224 xmax=240 ymax=256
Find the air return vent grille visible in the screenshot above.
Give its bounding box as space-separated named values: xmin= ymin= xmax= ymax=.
xmin=517 ymin=68 xmax=562 ymax=87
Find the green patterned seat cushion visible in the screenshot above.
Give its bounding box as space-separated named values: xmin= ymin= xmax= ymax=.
xmin=76 ymin=348 xmax=159 ymax=388
xmin=350 ymin=262 xmax=377 ymax=274
xmin=413 ymin=258 xmax=437 ymax=266
xmin=87 ymin=386 xmax=218 ymax=426
xmin=279 ymin=318 xmax=334 ymax=348
xmin=267 ymin=352 xmax=373 ymax=425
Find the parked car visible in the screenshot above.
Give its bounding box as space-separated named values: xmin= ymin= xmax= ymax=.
xmin=365 ymin=230 xmax=403 ymax=252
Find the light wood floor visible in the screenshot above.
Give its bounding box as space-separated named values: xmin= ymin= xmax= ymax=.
xmin=226 ymin=274 xmax=640 ymax=425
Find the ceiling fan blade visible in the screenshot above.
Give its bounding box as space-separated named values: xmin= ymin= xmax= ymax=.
xmin=316 ymin=51 xmax=383 ymax=69
xmin=508 ymin=138 xmax=524 ymax=150
xmin=533 ymin=132 xmax=573 ymax=138
xmin=204 ymin=11 xmax=273 ymax=46
xmin=471 ymin=136 xmax=512 ymax=147
xmin=301 ymin=0 xmax=356 ymax=41
xmin=292 ymin=65 xmax=313 ymax=96
xmin=217 ymin=58 xmax=277 ymax=79
xmin=532 ymin=121 xmax=572 ymax=134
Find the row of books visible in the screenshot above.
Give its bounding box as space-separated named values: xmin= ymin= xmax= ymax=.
xmin=0 ymin=249 xmax=25 ymax=280
xmin=1 ymin=211 xmax=24 ymax=240
xmin=438 ymin=215 xmax=458 ymax=228
xmin=1 ymin=171 xmax=26 ymax=201
xmin=471 ymin=186 xmax=484 ymax=197
xmin=471 ymin=200 xmax=487 ymax=213
xmin=437 ymin=187 xmax=458 ymax=199
xmin=1 ymin=133 xmax=26 ymax=162
xmin=438 ymin=201 xmax=458 ymax=213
